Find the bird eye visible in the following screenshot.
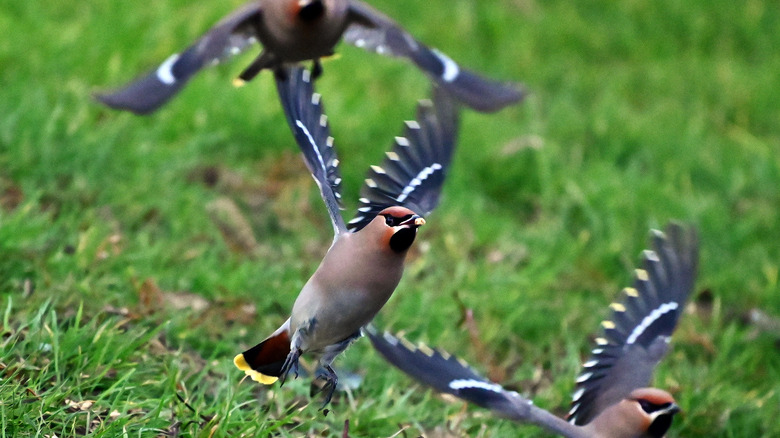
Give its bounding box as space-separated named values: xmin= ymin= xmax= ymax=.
xmin=383 ymin=214 xmax=413 ymax=227
xmin=637 ymin=400 xmax=671 ymax=414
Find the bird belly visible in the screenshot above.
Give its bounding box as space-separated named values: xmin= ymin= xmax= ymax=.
xmin=259 ymin=20 xmax=347 ymax=63
xmin=292 ymin=286 xmax=392 ymax=351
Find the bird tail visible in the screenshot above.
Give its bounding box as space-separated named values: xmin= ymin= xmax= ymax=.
xmin=234 ymin=320 xmax=291 ymax=385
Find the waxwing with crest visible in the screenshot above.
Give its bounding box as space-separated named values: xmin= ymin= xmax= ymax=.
xmin=233 ymin=66 xmax=459 ymax=406
xmin=95 ymin=0 xmax=524 ymax=114
xmin=366 ymin=223 xmax=697 ymax=437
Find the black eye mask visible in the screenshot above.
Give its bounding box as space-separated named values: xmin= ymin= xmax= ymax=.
xmin=637 ymin=400 xmax=672 ymax=414
xmin=384 ymin=214 xmax=414 ymax=227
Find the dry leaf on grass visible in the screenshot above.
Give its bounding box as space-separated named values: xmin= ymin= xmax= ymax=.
xmin=94 ymin=233 xmax=123 ymax=262
xmin=0 ymin=180 xmax=24 ymax=211
xmin=206 ymin=197 xmax=259 ymax=256
xmin=745 ymin=308 xmax=780 ymax=342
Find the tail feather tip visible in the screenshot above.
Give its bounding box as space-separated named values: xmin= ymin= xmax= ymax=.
xmin=233 ymin=353 xmax=279 ymax=385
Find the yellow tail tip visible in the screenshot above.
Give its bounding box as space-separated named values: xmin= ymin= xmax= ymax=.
xmin=233 ymin=354 xmax=279 ymax=385
xmin=232 ymin=78 xmax=246 ymax=88
xmin=233 ymin=353 xmax=251 ymax=370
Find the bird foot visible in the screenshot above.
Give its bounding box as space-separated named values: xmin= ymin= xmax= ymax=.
xmin=315 ymin=365 xmax=338 ymax=409
xmin=279 ymin=348 xmax=302 ymax=387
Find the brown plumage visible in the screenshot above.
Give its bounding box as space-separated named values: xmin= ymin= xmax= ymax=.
xmin=234 ymin=67 xmax=458 ymax=406
xmin=95 ymin=0 xmax=524 ymax=114
xmin=583 ymin=388 xmax=681 ymax=438
xmin=236 ymin=207 xmax=423 ymax=389
xmin=365 ymin=223 xmax=697 ymax=437
xmin=237 ymin=0 xmax=350 ymax=81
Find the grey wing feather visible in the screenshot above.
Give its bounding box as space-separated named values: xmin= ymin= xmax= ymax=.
xmin=95 ymin=1 xmax=262 ymax=114
xmin=364 ymin=325 xmax=524 ymax=418
xmin=568 ymin=223 xmax=699 ymax=425
xmin=346 ymin=86 xmax=459 ymax=232
xmin=344 ymin=1 xmax=526 ymax=113
xmin=275 ymin=66 xmax=347 ymax=235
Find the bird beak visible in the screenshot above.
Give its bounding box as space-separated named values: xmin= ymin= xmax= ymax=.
xmin=401 ymin=214 xmax=425 ymax=228
xmin=663 ymin=403 xmax=681 ymax=415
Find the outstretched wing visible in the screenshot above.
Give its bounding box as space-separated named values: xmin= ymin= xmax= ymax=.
xmin=366 ymin=325 xmax=597 ymax=437
xmin=95 ymin=1 xmax=262 ymax=114
xmin=364 ymin=325 xmax=525 ymax=418
xmin=275 ymin=66 xmax=346 ymax=236
xmin=568 ymin=224 xmax=699 ymax=426
xmin=344 ymin=1 xmax=525 ymax=113
xmin=346 ymin=86 xmax=459 ymax=232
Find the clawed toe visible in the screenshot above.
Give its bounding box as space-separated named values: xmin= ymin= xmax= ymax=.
xmin=279 ymin=348 xmax=302 ymax=387
xmin=316 ymin=365 xmax=338 ymax=409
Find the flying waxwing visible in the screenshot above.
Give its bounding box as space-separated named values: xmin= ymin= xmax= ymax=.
xmin=94 ymin=0 xmax=524 ymax=114
xmin=233 ymin=66 xmax=459 ymax=406
xmin=366 ymin=223 xmax=698 ymax=437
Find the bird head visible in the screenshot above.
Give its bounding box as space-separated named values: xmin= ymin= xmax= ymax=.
xmin=375 ymin=206 xmax=425 ymax=253
xmin=629 ymin=388 xmax=680 ymax=438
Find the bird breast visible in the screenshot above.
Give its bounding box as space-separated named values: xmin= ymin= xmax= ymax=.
xmin=259 ymin=0 xmax=351 ymax=62
xmin=289 ymin=232 xmax=406 ymax=348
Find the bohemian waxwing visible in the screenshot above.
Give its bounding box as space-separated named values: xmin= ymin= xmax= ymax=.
xmin=366 ymin=223 xmax=698 ymax=437
xmin=95 ymin=0 xmax=524 ymax=114
xmin=233 ymin=66 xmax=459 ymax=406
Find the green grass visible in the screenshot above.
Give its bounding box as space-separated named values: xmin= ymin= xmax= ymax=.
xmin=1 ymin=0 xmax=779 ymax=436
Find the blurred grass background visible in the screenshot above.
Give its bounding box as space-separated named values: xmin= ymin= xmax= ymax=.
xmin=1 ymin=0 xmax=779 ymax=436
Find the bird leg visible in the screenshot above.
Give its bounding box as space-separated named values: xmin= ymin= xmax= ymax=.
xmin=315 ymin=364 xmax=339 ymax=409
xmin=311 ymin=59 xmax=323 ymax=80
xmin=238 ymin=51 xmax=275 ymax=83
xmin=278 ymin=347 xmax=302 ymax=387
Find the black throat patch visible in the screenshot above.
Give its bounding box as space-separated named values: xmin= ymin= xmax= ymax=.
xmin=298 ymin=0 xmax=325 ymax=22
xmin=647 ymin=413 xmax=674 ymax=438
xmin=389 ymin=227 xmax=417 ymax=253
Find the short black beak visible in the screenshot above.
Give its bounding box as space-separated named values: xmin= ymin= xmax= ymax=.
xmin=663 ymin=403 xmax=680 ymax=415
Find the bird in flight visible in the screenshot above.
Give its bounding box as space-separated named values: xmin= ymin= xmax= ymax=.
xmin=234 ymin=66 xmax=460 ymax=407
xmin=95 ymin=0 xmax=525 ymax=115
xmin=366 ymin=223 xmax=698 ymax=437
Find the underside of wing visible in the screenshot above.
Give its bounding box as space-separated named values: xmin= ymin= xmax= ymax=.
xmin=568 ymin=223 xmax=699 ymax=425
xmin=364 ymin=325 xmax=522 ymax=416
xmin=95 ymin=1 xmax=262 ymax=114
xmin=275 ymin=66 xmax=346 ymax=235
xmin=344 ymin=1 xmax=525 ymax=112
xmin=343 ymin=1 xmax=402 ymax=57
xmin=347 ymin=86 xmax=459 ymax=232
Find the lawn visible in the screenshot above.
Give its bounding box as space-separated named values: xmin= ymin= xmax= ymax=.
xmin=1 ymin=0 xmax=778 ymax=436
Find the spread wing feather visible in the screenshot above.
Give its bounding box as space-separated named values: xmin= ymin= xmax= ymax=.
xmin=95 ymin=1 xmax=262 ymax=114
xmin=347 ymin=86 xmax=459 ymax=232
xmin=568 ymin=224 xmax=698 ymax=425
xmin=275 ymin=66 xmax=346 ymax=235
xmin=345 ymin=1 xmax=525 ymax=113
